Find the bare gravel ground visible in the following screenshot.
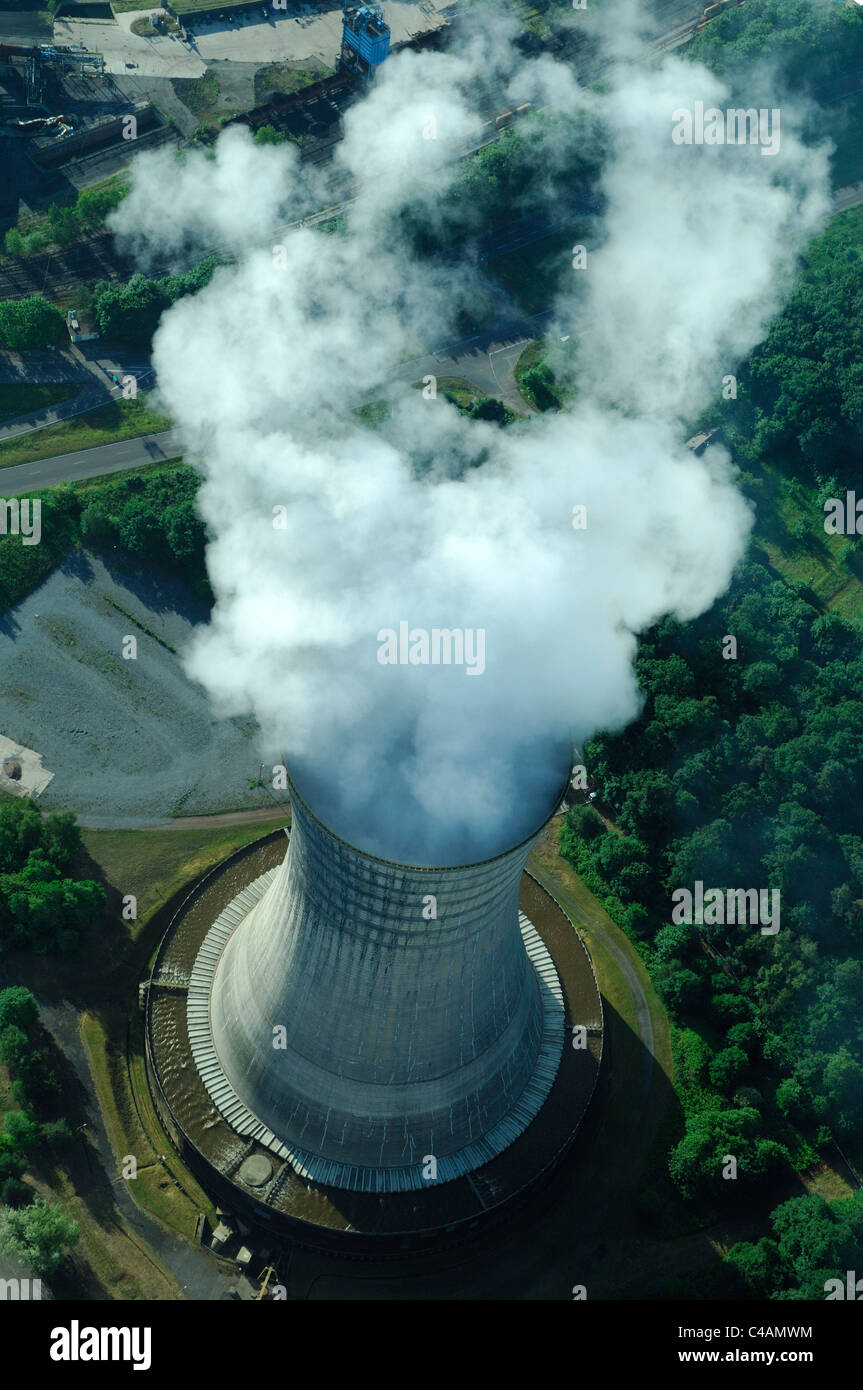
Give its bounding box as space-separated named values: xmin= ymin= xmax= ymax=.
xmin=0 ymin=547 xmax=276 ymax=826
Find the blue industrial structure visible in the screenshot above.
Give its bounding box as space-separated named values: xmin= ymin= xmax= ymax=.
xmin=341 ymin=1 xmax=390 ymax=79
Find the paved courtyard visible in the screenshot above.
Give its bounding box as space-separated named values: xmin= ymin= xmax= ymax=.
xmin=54 ymin=2 xmax=446 ymax=79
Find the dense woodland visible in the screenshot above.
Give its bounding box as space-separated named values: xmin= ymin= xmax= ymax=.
xmin=560 ymin=35 xmax=863 ymax=1291
xmin=722 ymin=210 xmax=863 ymax=497
xmin=688 ymin=0 xmax=863 ymax=93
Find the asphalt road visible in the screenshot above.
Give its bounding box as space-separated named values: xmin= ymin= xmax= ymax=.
xmin=0 ymin=305 xmax=556 ymax=497
xmin=1 ymin=427 xmax=183 ymax=494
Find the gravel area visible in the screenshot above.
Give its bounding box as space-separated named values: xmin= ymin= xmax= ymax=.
xmin=0 ymin=547 xmax=276 ymax=826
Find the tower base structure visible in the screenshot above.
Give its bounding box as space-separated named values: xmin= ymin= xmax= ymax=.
xmin=145 ymin=816 xmax=603 ymax=1252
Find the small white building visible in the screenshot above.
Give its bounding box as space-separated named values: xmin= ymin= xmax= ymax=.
xmin=66 ymin=308 xmax=98 ymax=343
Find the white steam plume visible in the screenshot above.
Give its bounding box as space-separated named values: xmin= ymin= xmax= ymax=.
xmin=110 ymin=5 xmax=831 ymax=864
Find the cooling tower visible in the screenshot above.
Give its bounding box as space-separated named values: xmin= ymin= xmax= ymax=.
xmin=187 ymin=780 xmax=567 ymax=1192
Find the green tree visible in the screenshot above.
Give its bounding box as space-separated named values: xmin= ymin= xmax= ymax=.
xmin=40 ymin=813 xmax=82 ymax=875
xmin=669 ymin=1108 xmax=789 ymax=1200
xmin=4 ymin=229 xmax=25 ymax=258
xmin=709 ymin=1045 xmax=749 ymax=1092
xmin=770 ymin=1191 xmax=863 ymax=1297
xmin=468 ymin=396 xmax=507 ymax=423
xmin=0 ymin=1178 xmax=31 ymax=1208
xmin=2 ymin=1111 xmax=41 ymax=1153
xmin=0 ymin=1026 xmax=29 ymax=1072
xmin=726 ymin=1236 xmax=780 ymax=1297
xmin=0 ymin=987 xmax=38 ymax=1035
xmin=0 ymin=297 xmax=65 ymax=350
xmin=254 ymin=124 xmax=286 ymax=146
xmin=521 ymin=362 xmax=559 ymax=412
xmin=75 ymin=180 xmax=128 ymax=231
xmin=0 ymin=1196 xmax=79 ymax=1277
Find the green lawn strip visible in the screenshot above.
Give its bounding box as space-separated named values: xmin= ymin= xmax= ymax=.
xmin=0 ymin=384 xmax=81 ymax=426
xmin=530 ymin=819 xmax=672 ymax=1079
xmin=513 ymin=339 xmax=544 ymax=407
xmin=171 ymin=0 xmax=250 ymax=11
xmin=435 ymin=376 xmax=481 ymax=411
xmin=81 ymin=1009 xmax=212 ymax=1242
xmin=74 ymin=455 xmax=186 ymax=493
xmin=406 ymin=375 xmax=481 ymax=412
xmin=71 ymin=820 xmax=289 ymax=1242
xmin=80 ymin=818 xmax=288 ymax=933
xmin=407 ymin=376 xmax=523 ymax=423
xmin=0 ymin=394 xmax=172 ymax=470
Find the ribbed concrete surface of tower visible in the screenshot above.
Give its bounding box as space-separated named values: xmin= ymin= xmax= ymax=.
xmin=187 ymin=782 xmax=566 ymax=1192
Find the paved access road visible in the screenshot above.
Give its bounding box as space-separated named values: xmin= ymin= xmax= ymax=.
xmin=1 ymin=427 xmax=183 ymax=495
xmin=0 ymin=306 xmax=557 ymax=497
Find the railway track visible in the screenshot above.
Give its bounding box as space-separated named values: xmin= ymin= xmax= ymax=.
xmin=0 ymin=228 xmax=131 ymax=302
xmin=0 ymin=1 xmax=744 ymax=305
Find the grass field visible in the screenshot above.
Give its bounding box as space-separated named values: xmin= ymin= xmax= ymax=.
xmin=410 ymin=375 xmax=480 ymax=412
xmin=81 ymin=1009 xmax=214 ymax=1242
xmin=0 ymin=383 xmax=80 ymax=426
xmin=0 ymin=393 xmax=171 ymax=470
xmin=530 ymin=819 xmax=672 ymax=1079
xmin=81 ymin=816 xmax=288 ymax=936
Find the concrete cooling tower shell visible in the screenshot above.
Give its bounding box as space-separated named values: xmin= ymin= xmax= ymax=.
xmin=188 ymin=785 xmax=566 ymax=1192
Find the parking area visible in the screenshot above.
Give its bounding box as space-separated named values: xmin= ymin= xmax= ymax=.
xmin=53 ymin=2 xmax=446 ymax=79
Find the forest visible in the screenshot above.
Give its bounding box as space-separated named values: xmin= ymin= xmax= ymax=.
xmin=560 ymin=203 xmax=863 ymax=1299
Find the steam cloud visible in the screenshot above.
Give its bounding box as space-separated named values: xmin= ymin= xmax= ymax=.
xmin=110 ymin=1 xmax=831 ymax=865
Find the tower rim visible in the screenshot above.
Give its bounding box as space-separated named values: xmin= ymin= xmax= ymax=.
xmin=282 ymin=763 xmax=572 ymax=873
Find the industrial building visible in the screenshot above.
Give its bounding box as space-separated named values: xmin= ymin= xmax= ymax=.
xmin=340 ymin=1 xmax=390 ymax=79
